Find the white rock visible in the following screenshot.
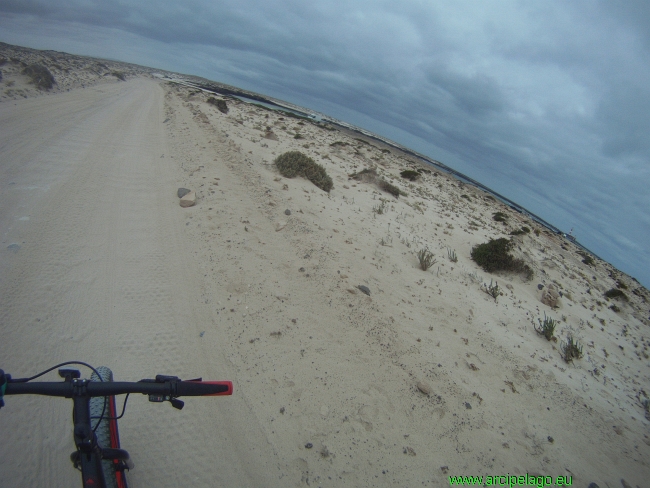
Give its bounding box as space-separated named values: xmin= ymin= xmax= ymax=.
xmin=275 ymin=221 xmax=287 ymax=231
xmin=180 ymin=191 xmax=196 ymax=208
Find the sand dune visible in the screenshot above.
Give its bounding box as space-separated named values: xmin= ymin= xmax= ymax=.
xmin=1 ymin=43 xmax=649 ymax=487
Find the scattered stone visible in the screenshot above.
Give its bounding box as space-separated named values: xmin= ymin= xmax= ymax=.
xmin=284 ymin=209 xmax=291 ymax=215
xmin=199 ymin=331 xmax=205 ymax=337
xmin=357 ymin=285 xmax=371 ymax=296
xmin=620 ymin=480 xmax=632 ymax=488
xmin=280 ymin=407 xmax=285 ymax=414
xmin=416 ymin=381 xmax=432 ymax=395
xmin=538 ymin=284 xmax=544 ymax=290
xmin=320 ymin=446 xmax=330 ymax=458
xmin=299 ymin=267 xmax=305 ymax=272
xmin=340 ymin=274 xmax=348 ymax=279
xmin=177 ymin=187 xmax=191 ymax=198
xmin=275 ymin=221 xmax=287 ymax=231
xmin=465 ymin=402 xmax=472 ymax=409
xmin=586 ymin=484 xmax=599 ymax=488
xmin=440 ymin=466 xmax=449 ymax=474
xmin=541 ymin=284 xmax=560 ymax=308
xmin=613 ymin=425 xmax=623 ymax=435
xmin=403 ymin=446 xmax=416 ymax=456
xmin=305 ymin=442 xmax=313 ymax=449
xmin=347 ymin=288 xmax=358 ymax=294
xmin=180 ymin=190 xmax=196 ymax=207
xmin=547 ymin=436 xmax=554 ymax=443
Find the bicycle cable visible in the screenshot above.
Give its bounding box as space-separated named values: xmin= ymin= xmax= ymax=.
xmin=90 ymin=393 xmax=130 ymax=421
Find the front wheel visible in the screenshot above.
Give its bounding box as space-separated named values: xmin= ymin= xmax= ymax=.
xmin=90 ymin=366 xmax=129 ymax=488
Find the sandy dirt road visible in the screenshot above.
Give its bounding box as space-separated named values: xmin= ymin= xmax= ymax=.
xmin=0 ymin=79 xmax=281 ymax=487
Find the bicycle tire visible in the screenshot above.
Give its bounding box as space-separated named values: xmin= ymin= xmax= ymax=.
xmin=90 ymin=366 xmax=127 ymax=488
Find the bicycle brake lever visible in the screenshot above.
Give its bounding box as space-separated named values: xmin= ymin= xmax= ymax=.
xmin=170 ymin=398 xmax=184 ymax=410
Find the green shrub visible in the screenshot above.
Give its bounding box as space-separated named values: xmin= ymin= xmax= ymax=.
xmin=482 ymin=279 xmax=501 ymax=303
xmin=22 ymin=64 xmax=55 ymax=90
xmin=604 ymin=288 xmax=628 ymax=301
xmin=400 ymin=170 xmax=420 ymax=181
xmin=275 ymin=151 xmax=332 ymax=192
xmin=416 ymin=248 xmax=436 ymax=271
xmin=534 ymin=313 xmax=557 ymax=341
xmin=207 ymin=97 xmax=228 ymax=114
xmin=470 ymin=238 xmax=531 ymax=277
xmin=493 ymin=212 xmax=507 ymax=222
xmin=447 ymin=248 xmax=457 ymax=263
xmin=560 ymin=335 xmax=583 ymax=362
xmin=379 ymin=179 xmax=402 ymax=198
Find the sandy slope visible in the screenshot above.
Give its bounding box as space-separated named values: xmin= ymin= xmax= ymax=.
xmin=1 ymin=42 xmax=649 ymax=488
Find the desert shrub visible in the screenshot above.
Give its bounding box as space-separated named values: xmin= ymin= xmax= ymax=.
xmin=560 ymin=335 xmax=583 ymax=362
xmin=616 ymin=280 xmax=628 ymax=290
xmin=112 ymin=71 xmax=126 ymax=81
xmin=493 ymin=212 xmax=507 ymax=222
xmin=400 ymin=170 xmax=420 ymax=181
xmin=22 ymin=64 xmax=55 ymax=90
xmin=482 ymin=279 xmax=502 ymax=303
xmin=461 ymin=194 xmax=470 ymax=200
xmin=447 ymin=248 xmax=457 ymax=262
xmin=349 ymin=167 xmax=377 ymax=180
xmin=379 ymin=179 xmax=402 ymax=198
xmin=470 ymin=238 xmax=532 ymax=278
xmin=416 ymin=248 xmax=436 ymax=271
xmin=207 ymin=97 xmax=228 ymax=114
xmin=534 ymin=313 xmax=557 ymax=341
xmin=294 ymin=133 xmax=303 ymax=139
xmin=275 ymin=151 xmax=332 ymax=192
xmin=604 ymin=288 xmax=628 ymax=301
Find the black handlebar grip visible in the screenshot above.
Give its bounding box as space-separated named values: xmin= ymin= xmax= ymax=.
xmin=175 ymin=380 xmax=233 ymax=396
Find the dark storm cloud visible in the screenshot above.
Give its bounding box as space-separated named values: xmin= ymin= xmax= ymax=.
xmin=1 ymin=0 xmax=648 ymax=285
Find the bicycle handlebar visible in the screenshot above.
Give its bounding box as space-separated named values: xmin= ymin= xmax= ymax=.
xmin=2 ymin=371 xmax=232 ymax=399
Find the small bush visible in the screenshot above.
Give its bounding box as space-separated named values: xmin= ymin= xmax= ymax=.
xmin=416 ymin=248 xmax=436 ymax=271
xmin=112 ymin=71 xmax=126 ymax=81
xmin=560 ymin=335 xmax=583 ymax=362
xmin=22 ymin=64 xmax=55 ymax=90
xmin=379 ymin=179 xmax=402 ymax=198
xmin=470 ymin=238 xmax=532 ymax=278
xmin=207 ymin=97 xmax=228 ymax=114
xmin=275 ymin=151 xmax=332 ymax=192
xmin=493 ymin=212 xmax=507 ymax=222
xmin=534 ymin=313 xmax=557 ymax=341
xmin=294 ymin=133 xmax=303 ymax=139
xmin=400 ymin=170 xmax=420 ymax=181
xmin=447 ymin=248 xmax=457 ymax=263
xmin=604 ymin=288 xmax=628 ymax=301
xmin=373 ymin=201 xmax=387 ymax=215
xmin=482 ymin=279 xmax=501 ymax=303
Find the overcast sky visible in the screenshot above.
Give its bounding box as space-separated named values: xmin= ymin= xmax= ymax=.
xmin=1 ymin=0 xmax=649 ymax=288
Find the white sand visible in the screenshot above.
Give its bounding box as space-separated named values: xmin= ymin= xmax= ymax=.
xmin=1 ymin=44 xmax=649 ymax=487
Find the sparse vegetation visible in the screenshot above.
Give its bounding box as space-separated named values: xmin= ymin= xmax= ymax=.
xmin=379 ymin=179 xmax=403 ymax=198
xmin=482 ymin=279 xmax=502 ymax=302
xmin=111 ymin=71 xmax=126 ymax=81
xmin=493 ymin=212 xmax=507 ymax=222
xmin=511 ymin=227 xmax=531 ymax=236
xmin=470 ymin=238 xmax=532 ymax=278
xmin=534 ymin=313 xmax=557 ymax=341
xmin=604 ymin=288 xmax=628 ymax=301
xmin=560 ymin=335 xmax=583 ymax=362
xmin=294 ymin=133 xmax=303 ymax=139
xmin=349 ymin=167 xmax=404 ymax=198
xmin=447 ymin=248 xmax=458 ymax=263
xmin=22 ymin=64 xmax=55 ymax=90
xmin=207 ymin=97 xmax=229 ymax=114
xmin=373 ymin=200 xmax=387 ymax=214
xmin=275 ymin=151 xmax=333 ymax=192
xmin=400 ymin=170 xmax=420 ymax=181
xmin=416 ymin=248 xmax=436 ymax=271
